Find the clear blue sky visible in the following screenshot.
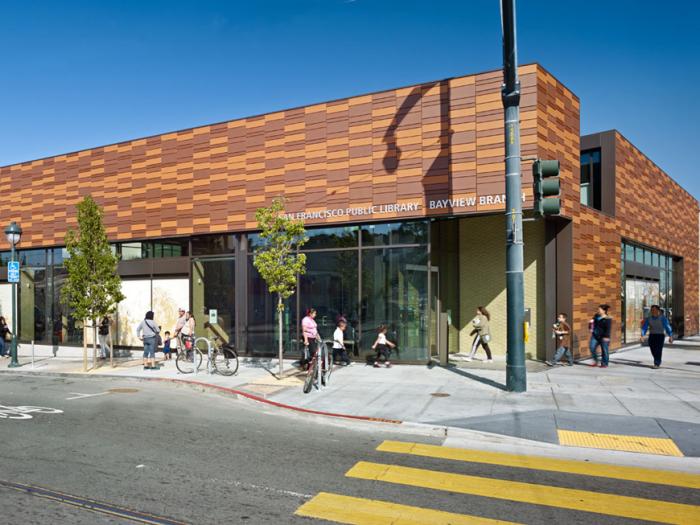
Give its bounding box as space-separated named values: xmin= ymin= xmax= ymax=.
xmin=2 ymin=1 xmax=698 ymax=198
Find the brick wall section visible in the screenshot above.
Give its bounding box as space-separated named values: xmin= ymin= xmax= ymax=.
xmin=0 ymin=65 xmax=541 ymax=248
xmin=614 ymin=133 xmax=699 ymax=335
xmin=533 ymin=69 xmax=698 ymax=353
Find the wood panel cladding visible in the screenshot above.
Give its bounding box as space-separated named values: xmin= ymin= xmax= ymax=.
xmin=0 ymin=65 xmax=545 ymax=248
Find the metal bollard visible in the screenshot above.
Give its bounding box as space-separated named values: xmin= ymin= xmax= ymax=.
xmin=31 ymin=340 xmax=35 ymax=369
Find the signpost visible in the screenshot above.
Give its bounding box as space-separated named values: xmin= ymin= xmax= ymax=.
xmin=7 ymin=261 xmax=19 ymax=283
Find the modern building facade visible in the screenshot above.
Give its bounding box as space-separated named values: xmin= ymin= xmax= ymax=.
xmin=0 ymin=63 xmax=697 ymax=363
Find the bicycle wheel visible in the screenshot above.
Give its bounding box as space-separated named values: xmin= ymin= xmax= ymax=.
xmin=213 ymin=347 xmax=239 ymax=376
xmin=303 ymin=357 xmax=318 ymax=394
xmin=322 ymin=345 xmax=332 ymax=386
xmin=176 ymin=348 xmax=202 ymax=374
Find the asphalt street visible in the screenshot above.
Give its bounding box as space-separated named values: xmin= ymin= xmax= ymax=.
xmin=1 ymin=374 xmax=698 ymax=525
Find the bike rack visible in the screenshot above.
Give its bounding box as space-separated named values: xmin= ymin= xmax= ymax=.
xmin=193 ymin=336 xmax=212 ymax=376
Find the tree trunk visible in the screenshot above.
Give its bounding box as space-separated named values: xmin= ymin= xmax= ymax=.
xmin=82 ymin=320 xmax=88 ymax=372
xmin=109 ymin=328 xmax=114 ymax=368
xmin=278 ymin=294 xmax=283 ymax=376
xmin=92 ymin=320 xmax=98 ymax=370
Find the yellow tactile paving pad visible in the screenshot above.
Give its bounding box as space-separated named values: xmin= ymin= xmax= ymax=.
xmin=557 ymin=430 xmax=684 ymax=457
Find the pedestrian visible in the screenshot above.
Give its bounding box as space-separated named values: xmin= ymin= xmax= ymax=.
xmin=174 ymin=307 xmax=186 ymax=355
xmin=332 ymin=319 xmax=351 ymax=366
xmin=162 ymin=331 xmax=173 ymax=360
xmin=98 ymin=315 xmax=113 ymax=359
xmin=546 ymin=312 xmax=573 ymax=366
xmin=466 ymin=306 xmax=493 ymax=362
xmin=301 ymin=308 xmax=320 ymax=367
xmin=0 ymin=316 xmax=10 ymax=357
xmin=372 ymin=325 xmax=395 ymax=368
xmin=180 ymin=311 xmax=196 ymax=348
xmin=136 ymin=310 xmax=160 ymax=370
xmin=641 ymin=305 xmax=673 ymax=369
xmin=589 ymin=304 xmax=612 ymax=367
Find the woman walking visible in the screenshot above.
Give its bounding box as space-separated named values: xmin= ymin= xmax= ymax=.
xmin=589 ymin=304 xmax=612 ymax=367
xmin=467 ymin=306 xmax=493 ymax=362
xmin=0 ymin=316 xmax=10 ymax=357
xmin=136 ymin=311 xmax=160 ymax=370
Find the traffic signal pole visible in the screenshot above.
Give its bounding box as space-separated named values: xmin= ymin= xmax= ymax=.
xmin=500 ymin=0 xmax=526 ymax=392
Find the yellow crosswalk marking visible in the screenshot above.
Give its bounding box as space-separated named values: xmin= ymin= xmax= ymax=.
xmin=347 ymin=462 xmax=700 ymax=525
xmin=557 ymin=430 xmax=684 ymax=456
xmin=377 ymin=440 xmax=700 ymax=489
xmin=295 ymin=492 xmax=521 ymax=525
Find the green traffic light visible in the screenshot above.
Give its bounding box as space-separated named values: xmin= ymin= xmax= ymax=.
xmin=532 ymin=159 xmax=560 ymax=217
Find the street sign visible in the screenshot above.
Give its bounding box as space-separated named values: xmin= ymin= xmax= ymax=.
xmin=7 ymin=261 xmax=19 ymax=283
xmin=208 ymin=309 xmax=218 ymax=325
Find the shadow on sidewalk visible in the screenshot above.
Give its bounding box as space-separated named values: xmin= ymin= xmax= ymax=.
xmin=441 ymin=364 xmax=507 ymax=391
xmin=610 ymin=358 xmax=700 ymax=373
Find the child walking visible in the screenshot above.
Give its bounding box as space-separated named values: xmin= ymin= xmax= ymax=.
xmin=546 ymin=313 xmax=572 ymax=366
xmin=162 ymin=331 xmax=172 ymax=360
xmin=372 ymin=325 xmax=395 ymax=368
xmin=467 ymin=306 xmax=492 ymax=362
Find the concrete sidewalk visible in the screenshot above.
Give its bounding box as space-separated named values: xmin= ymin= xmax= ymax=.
xmin=3 ymin=338 xmax=700 ymax=455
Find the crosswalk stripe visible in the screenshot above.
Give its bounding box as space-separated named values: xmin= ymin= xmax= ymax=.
xmin=558 ymin=429 xmax=684 ymax=456
xmin=377 ymin=440 xmax=700 ymax=489
xmin=295 ymin=492 xmax=521 ymax=525
xmin=346 ymin=462 xmax=700 ymax=525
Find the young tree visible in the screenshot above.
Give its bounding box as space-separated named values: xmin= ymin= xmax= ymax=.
xmin=253 ymin=198 xmax=307 ymax=374
xmin=61 ymin=195 xmax=124 ymax=370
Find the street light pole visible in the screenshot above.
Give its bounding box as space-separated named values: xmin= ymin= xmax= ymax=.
xmin=5 ymin=221 xmax=23 ymax=368
xmin=500 ymin=0 xmax=526 ymax=392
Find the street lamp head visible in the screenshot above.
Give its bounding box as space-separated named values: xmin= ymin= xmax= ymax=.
xmin=4 ymin=221 xmax=22 ymax=247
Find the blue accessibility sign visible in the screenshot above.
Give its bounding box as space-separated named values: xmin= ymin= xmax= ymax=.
xmin=8 ymin=261 xmax=20 ymax=283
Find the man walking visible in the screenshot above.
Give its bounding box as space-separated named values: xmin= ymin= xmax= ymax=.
xmin=98 ymin=315 xmax=113 ymax=359
xmin=641 ymin=305 xmax=673 ymax=369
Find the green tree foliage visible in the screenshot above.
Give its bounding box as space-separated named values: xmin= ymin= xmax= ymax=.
xmin=253 ymin=198 xmax=307 ymax=373
xmin=61 ymin=196 xmax=124 ymax=365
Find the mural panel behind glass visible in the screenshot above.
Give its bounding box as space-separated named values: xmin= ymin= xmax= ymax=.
xmin=118 ymin=280 xmax=152 ymax=347
xmin=152 ymin=279 xmax=189 ymax=340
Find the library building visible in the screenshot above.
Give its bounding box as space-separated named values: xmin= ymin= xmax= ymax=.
xmin=0 ymin=64 xmax=697 ymax=363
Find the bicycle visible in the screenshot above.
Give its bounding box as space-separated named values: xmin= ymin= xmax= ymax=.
xmin=208 ymin=335 xmax=239 ymax=376
xmin=303 ymin=338 xmax=333 ymax=394
xmin=175 ymin=335 xmax=203 ymax=374
xmin=175 ymin=334 xmax=239 ymax=376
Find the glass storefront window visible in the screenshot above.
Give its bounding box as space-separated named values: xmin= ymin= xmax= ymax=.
xmin=644 ymin=250 xmax=652 ymax=266
xmin=304 ymin=226 xmax=359 ymax=250
xmin=625 ymin=244 xmax=634 ymax=261
xmin=635 ymin=247 xmax=644 ymax=263
xmin=121 ymin=242 xmax=146 ymax=261
xmin=299 ymin=250 xmax=359 ymax=354
xmin=151 ymin=238 xmax=189 ymax=258
xmin=191 ymin=235 xmax=234 ymax=256
xmin=192 ymin=258 xmax=235 ymax=345
xmin=360 ymin=246 xmax=428 ymax=361
xmin=246 ymin=256 xmax=295 ymax=357
xmin=361 ymin=221 xmax=428 ymax=246
xmin=651 ymin=252 xmax=659 ymax=267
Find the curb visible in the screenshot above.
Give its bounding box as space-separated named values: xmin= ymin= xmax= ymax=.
xmin=0 ymin=369 xmax=404 ymax=426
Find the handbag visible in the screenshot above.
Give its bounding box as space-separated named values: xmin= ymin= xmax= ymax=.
xmin=4 ymin=331 xmax=11 ymax=342
xmin=146 ymin=321 xmax=163 ymax=346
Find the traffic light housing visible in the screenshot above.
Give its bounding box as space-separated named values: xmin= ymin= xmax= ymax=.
xmin=532 ymin=159 xmax=560 ymax=217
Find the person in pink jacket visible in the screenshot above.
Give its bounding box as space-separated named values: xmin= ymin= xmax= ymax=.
xmin=301 ymin=308 xmax=320 ymax=368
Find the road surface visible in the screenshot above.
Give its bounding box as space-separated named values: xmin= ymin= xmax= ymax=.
xmin=1 ymin=374 xmax=698 ymax=524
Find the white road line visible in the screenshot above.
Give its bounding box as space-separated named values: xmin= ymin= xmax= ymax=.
xmin=65 ymin=392 xmax=110 ymax=401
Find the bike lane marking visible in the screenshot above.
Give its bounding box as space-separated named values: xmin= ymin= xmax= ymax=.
xmin=65 ymin=392 xmax=110 ymax=401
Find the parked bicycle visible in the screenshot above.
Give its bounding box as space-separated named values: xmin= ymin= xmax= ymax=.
xmin=303 ymin=338 xmax=333 ymax=393
xmin=175 ymin=335 xmax=238 ymax=376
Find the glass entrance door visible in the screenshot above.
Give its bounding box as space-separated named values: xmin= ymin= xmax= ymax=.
xmin=192 ymin=257 xmax=235 ymax=345
xmin=625 ymin=278 xmax=659 ymax=342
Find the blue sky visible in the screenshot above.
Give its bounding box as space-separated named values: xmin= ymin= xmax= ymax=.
xmin=1 ymin=1 xmax=698 ymax=198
